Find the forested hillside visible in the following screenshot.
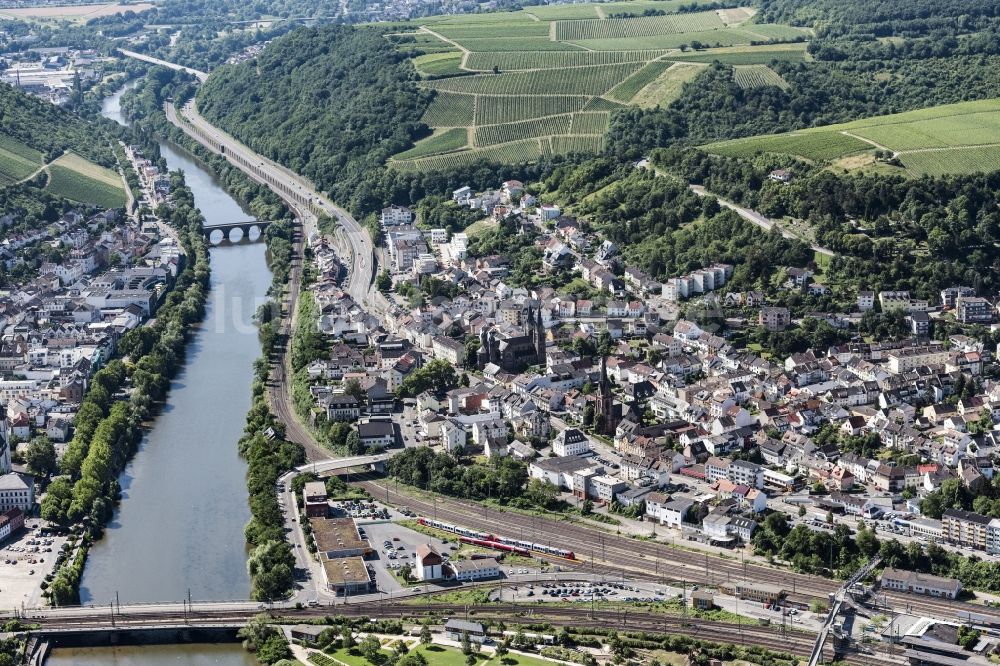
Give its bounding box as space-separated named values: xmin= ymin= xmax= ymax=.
xmin=196 ymin=26 xmax=433 ymax=213
xmin=609 ymin=0 xmax=1000 ymax=158
xmin=0 ymin=82 xmax=118 ymax=168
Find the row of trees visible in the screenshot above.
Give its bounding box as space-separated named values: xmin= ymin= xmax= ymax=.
xmin=39 ymin=176 xmax=211 ymax=606
xmin=388 ymin=447 xmax=562 ymax=511
xmin=753 ymin=510 xmax=1000 ymax=592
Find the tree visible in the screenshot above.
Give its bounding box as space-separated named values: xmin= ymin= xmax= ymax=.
xmin=495 ymin=639 xmax=510 ymax=661
xmin=419 ymin=622 xmax=433 ymax=645
xmin=25 ymin=437 xmax=56 ymax=477
xmin=344 ymin=378 xmax=365 ymax=402
xmin=376 ymin=269 xmax=391 ymax=292
xmin=460 ymin=631 xmax=472 ymax=655
xmin=958 ymin=626 xmax=980 ymax=650
xmin=257 ymin=635 xmax=293 ymax=665
xmin=581 ymin=499 xmax=593 ymax=516
xmin=342 ymin=625 xmax=356 ymax=648
xmin=346 ymin=429 xmax=363 ymax=455
xmin=360 ymin=634 xmax=381 ymax=662
xmin=798 ymin=505 xmax=806 ymax=518
xmin=247 ymin=541 xmax=294 ymax=601
xmin=238 ymin=614 xmax=279 ymax=652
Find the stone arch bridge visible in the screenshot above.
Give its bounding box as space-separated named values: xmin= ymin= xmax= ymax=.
xmin=203 ymin=221 xmax=271 ymax=244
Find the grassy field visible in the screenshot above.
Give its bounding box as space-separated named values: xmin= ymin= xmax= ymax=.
xmin=0 ymin=2 xmax=153 ymax=22
xmin=605 ymin=60 xmax=674 ymax=103
xmin=44 ymin=152 xmax=125 ymax=208
xmin=702 ymin=97 xmax=1000 ymax=175
xmin=632 ymin=62 xmax=706 ymax=108
xmin=388 ymin=3 xmax=815 ymax=170
xmin=0 ymin=134 xmax=45 ymax=184
xmin=413 ymin=51 xmax=466 ymax=78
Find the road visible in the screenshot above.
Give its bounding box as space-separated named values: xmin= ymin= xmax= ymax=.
xmin=688 ymin=184 xmax=835 ymax=257
xmin=163 ymin=96 xmax=390 ymax=462
xmin=117 ymin=49 xmax=208 ymax=82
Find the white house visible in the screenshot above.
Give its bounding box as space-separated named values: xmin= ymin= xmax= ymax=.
xmin=552 ymin=428 xmax=590 ymax=457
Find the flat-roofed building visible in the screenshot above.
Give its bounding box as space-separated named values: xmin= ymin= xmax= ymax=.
xmin=319 ymin=555 xmax=372 ymax=596
xmin=310 ymin=517 xmax=371 ymax=558
xmin=691 ymin=590 xmax=715 ymax=610
xmin=720 ymin=581 xmax=784 ymax=605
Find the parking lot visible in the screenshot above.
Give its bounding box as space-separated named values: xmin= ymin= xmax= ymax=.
xmin=499 ymin=579 xmax=679 ymax=604
xmin=356 ymin=519 xmax=457 ymax=593
xmin=0 ymin=522 xmax=68 ymax=610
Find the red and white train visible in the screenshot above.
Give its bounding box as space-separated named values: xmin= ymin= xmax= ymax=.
xmin=418 ymin=517 xmax=575 ymax=560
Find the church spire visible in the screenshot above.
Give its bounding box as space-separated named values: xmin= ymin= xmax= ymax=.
xmin=534 ymin=305 xmax=545 ymax=363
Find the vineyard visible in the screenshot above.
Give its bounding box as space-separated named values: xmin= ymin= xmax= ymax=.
xmin=898 ymin=147 xmax=1000 ymax=176
xmin=45 ymin=158 xmax=125 ymax=209
xmin=474 ymin=95 xmax=591 ymax=124
xmin=0 ymin=133 xmax=44 ymax=184
xmin=570 ymin=112 xmax=611 ymax=134
xmin=463 ymin=49 xmax=671 ymax=71
xmin=413 ymin=52 xmax=465 ymax=78
xmin=606 ymin=60 xmax=674 ymax=103
xmin=705 ymin=131 xmax=872 ymax=161
xmin=423 ymin=62 xmax=644 ymax=96
xmin=392 ymin=138 xmax=546 ymax=172
xmin=553 ymin=11 xmax=726 ymax=41
xmin=732 ymin=65 xmax=789 ymax=90
xmin=433 ymin=23 xmax=551 ymax=38
xmin=670 ymin=43 xmax=808 ymax=64
xmin=393 ymin=128 xmax=468 ymax=159
xmin=388 ymin=0 xmax=817 ymax=169
xmin=550 ymin=135 xmax=605 ymax=154
xmin=420 ymin=91 xmax=475 ymax=127
xmin=702 ymin=97 xmax=1000 ymax=174
xmin=474 ymin=115 xmax=573 ymax=146
xmin=451 ymin=37 xmax=584 ymax=52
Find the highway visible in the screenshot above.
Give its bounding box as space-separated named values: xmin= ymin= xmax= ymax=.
xmin=123 ymin=48 xmax=389 ymax=458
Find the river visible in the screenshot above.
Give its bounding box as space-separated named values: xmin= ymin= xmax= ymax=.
xmin=45 ymin=80 xmax=267 ymax=665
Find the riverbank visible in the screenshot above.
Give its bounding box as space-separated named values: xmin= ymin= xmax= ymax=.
xmin=40 ymin=176 xmax=212 ymax=607
xmin=111 ymin=69 xmax=310 ymax=606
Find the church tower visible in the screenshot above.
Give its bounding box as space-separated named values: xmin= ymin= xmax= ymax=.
xmin=596 ymin=356 xmax=617 ymax=435
xmin=533 ymin=305 xmax=545 ymax=364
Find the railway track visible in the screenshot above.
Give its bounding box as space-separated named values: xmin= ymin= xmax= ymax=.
xmin=359 ymin=477 xmax=999 ymax=624
xmin=359 ymin=478 xmax=834 ymax=596
xmin=30 ymin=601 xmax=897 ymax=665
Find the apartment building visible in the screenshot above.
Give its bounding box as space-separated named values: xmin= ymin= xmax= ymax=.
xmin=942 ymin=508 xmax=991 ymax=549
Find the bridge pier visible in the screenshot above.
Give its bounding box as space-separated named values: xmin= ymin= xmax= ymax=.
xmin=204 ymin=221 xmax=271 ymax=244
